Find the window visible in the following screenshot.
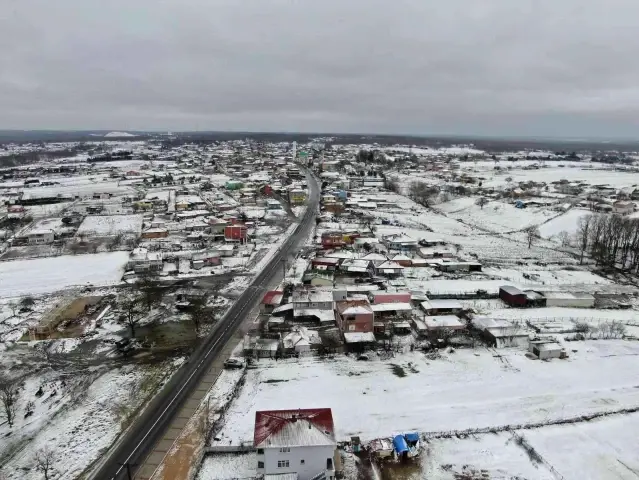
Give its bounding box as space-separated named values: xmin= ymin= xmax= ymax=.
xmin=301 ymin=459 xmax=305 ymax=464
xmin=348 ymin=325 xmax=356 ymax=331
xmin=279 ymin=447 xmax=290 ymax=453
xmin=277 ymin=460 xmax=290 ymax=468
xmin=257 ymin=461 xmax=264 ymax=468
xmin=257 ymin=448 xmax=264 ymax=454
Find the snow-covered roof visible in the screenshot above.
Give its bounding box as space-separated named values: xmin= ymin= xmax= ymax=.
xmin=293 ymin=309 xmax=334 ymax=322
xmin=254 ymin=408 xmax=335 ymax=448
xmin=377 ymin=261 xmax=404 ymax=270
xmin=336 ymin=300 xmax=372 ymax=315
xmin=283 ymin=326 xmax=321 ymax=349
xmin=421 ymin=299 xmax=463 ymax=310
xmin=343 ymin=332 xmax=376 ymax=343
xmin=370 ymin=302 xmax=412 ymax=312
xmin=423 ymin=315 xmax=464 ymax=329
xmin=292 ymin=289 xmax=334 ymax=304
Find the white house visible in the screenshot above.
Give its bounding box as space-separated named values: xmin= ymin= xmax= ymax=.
xmin=255 ymin=408 xmax=337 ymax=480
xmin=613 ymin=200 xmax=634 ymax=215
xmin=27 ymin=229 xmax=55 ymax=245
xmin=127 ymin=247 xmax=163 ymax=272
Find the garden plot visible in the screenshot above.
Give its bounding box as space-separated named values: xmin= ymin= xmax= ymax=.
xmin=0 ymin=252 xmax=129 ymax=298
xmin=420 ymin=432 xmax=555 ymax=480
xmin=76 ymin=214 xmax=143 ymax=237
xmin=482 ymin=266 xmax=611 ymax=287
xmin=523 ymin=412 xmax=639 ymax=480
xmin=215 ymin=342 xmax=639 ymax=445
xmin=539 ymin=208 xmax=592 ymax=240
xmin=481 ymin=166 xmax=639 ymax=190
xmin=489 ymin=306 xmax=639 ymax=325
xmin=436 ymin=198 xmax=556 ymax=233
xmin=196 ymin=453 xmax=256 ymax=480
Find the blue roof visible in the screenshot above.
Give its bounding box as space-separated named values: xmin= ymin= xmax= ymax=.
xmin=404 ymin=432 xmax=420 ymax=443
xmin=393 ymin=435 xmax=408 ymax=454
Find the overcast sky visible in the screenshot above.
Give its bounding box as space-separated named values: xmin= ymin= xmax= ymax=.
xmin=1 ymin=0 xmax=638 ymax=138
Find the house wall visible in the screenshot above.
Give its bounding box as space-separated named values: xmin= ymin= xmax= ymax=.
xmin=258 ymin=445 xmax=335 ymax=480
xmin=499 ymin=289 xmax=526 ymax=306
xmin=141 ymin=230 xmax=169 ymax=239
xmin=370 ymin=293 xmax=411 ymax=304
xmin=493 ymin=334 xmax=529 ymax=349
xmin=28 ymin=232 xmax=54 ymax=244
xmin=544 ymin=296 xmax=595 ymax=308
xmin=339 ymin=312 xmax=374 ymax=333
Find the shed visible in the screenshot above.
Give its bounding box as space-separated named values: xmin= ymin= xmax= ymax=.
xmin=541 ymin=291 xmax=595 ymax=308
xmin=499 ymin=285 xmax=526 ymax=307
xmin=420 ymin=299 xmax=463 ymax=316
xmin=529 ymin=340 xmax=565 ymax=360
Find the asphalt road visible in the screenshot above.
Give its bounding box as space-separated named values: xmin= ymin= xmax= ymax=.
xmin=95 ymin=167 xmax=319 ymax=480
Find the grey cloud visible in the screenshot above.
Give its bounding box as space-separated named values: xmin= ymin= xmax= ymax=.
xmin=1 ymin=0 xmax=639 ymax=137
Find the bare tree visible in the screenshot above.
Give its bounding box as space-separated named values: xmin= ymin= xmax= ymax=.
xmin=475 ymin=197 xmax=489 ymax=209
xmin=0 ymin=375 xmax=19 ymax=428
xmin=525 ymin=226 xmax=540 ymax=249
xmin=576 ymin=214 xmax=593 ymax=264
xmin=137 ymin=272 xmax=164 ymax=312
xmin=384 ymin=176 xmax=401 ymax=194
xmin=34 ymin=447 xmax=56 ymax=480
xmin=557 ymin=230 xmax=572 ymax=247
xmin=188 ymin=297 xmax=209 ymax=335
xmin=7 ymin=301 xmax=19 ymax=318
xmin=119 ymin=297 xmax=144 ymax=338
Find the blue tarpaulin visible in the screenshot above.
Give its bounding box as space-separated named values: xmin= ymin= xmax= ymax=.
xmin=404 ymin=432 xmax=419 ymax=443
xmin=393 ymin=435 xmax=408 ymax=454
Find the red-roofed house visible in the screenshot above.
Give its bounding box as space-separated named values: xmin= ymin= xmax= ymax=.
xmin=255 ymin=408 xmax=337 ymax=480
xmin=261 ymin=290 xmax=284 ymax=314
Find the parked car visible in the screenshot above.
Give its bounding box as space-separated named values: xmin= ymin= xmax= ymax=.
xmin=223 ymin=358 xmax=244 ymax=369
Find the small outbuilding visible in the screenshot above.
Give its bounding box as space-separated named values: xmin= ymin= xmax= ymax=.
xmin=499 ymin=286 xmax=527 ymax=307
xmin=529 ymin=340 xmax=565 ymax=360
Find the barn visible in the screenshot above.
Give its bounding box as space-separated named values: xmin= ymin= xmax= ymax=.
xmin=499 ymin=286 xmax=527 ymax=307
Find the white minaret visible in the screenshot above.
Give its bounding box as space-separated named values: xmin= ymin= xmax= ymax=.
xmin=292 ymin=141 xmax=297 ymax=161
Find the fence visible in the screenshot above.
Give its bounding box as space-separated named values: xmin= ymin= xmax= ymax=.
xmin=204 ymin=444 xmax=254 ymax=454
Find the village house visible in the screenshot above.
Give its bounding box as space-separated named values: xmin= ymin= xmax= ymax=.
xmin=224 ymin=224 xmax=248 ymax=242
xmin=261 ymin=290 xmax=284 ymax=314
xmin=282 ymin=326 xmax=322 ymax=355
xmin=311 ymin=257 xmax=341 ymax=271
xmin=292 ymin=289 xmax=335 ymax=324
xmin=420 ymin=299 xmax=464 ymax=315
xmin=141 ymin=227 xmax=169 ymax=239
xmin=423 ymin=315 xmax=465 ymax=335
xmin=289 ymin=188 xmax=308 ymax=205
xmin=613 ymin=200 xmax=635 ymax=215
xmin=472 ymin=317 xmax=530 ymax=348
xmin=335 ymin=299 xmax=374 ymax=333
xmin=253 ymin=408 xmax=337 ymax=480
xmin=127 ymin=247 xmax=163 ymax=273
xmin=375 ymin=260 xmax=405 ymax=277
xmin=383 ymin=233 xmax=418 ymax=252
xmin=26 ymin=228 xmax=55 ymax=245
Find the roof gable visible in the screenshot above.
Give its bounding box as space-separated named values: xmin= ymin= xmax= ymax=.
xmin=254 ymin=408 xmax=335 ymax=448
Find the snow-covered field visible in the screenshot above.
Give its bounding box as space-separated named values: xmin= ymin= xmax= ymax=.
xmin=1 ymin=361 xmax=181 ymax=480
xmin=523 ymin=412 xmax=639 ymax=480
xmin=0 ymin=251 xmax=128 ymax=297
xmin=539 ymin=208 xmax=592 ymax=240
xmin=215 ymin=341 xmax=639 ymax=445
xmin=76 ymin=214 xmax=143 ymax=236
